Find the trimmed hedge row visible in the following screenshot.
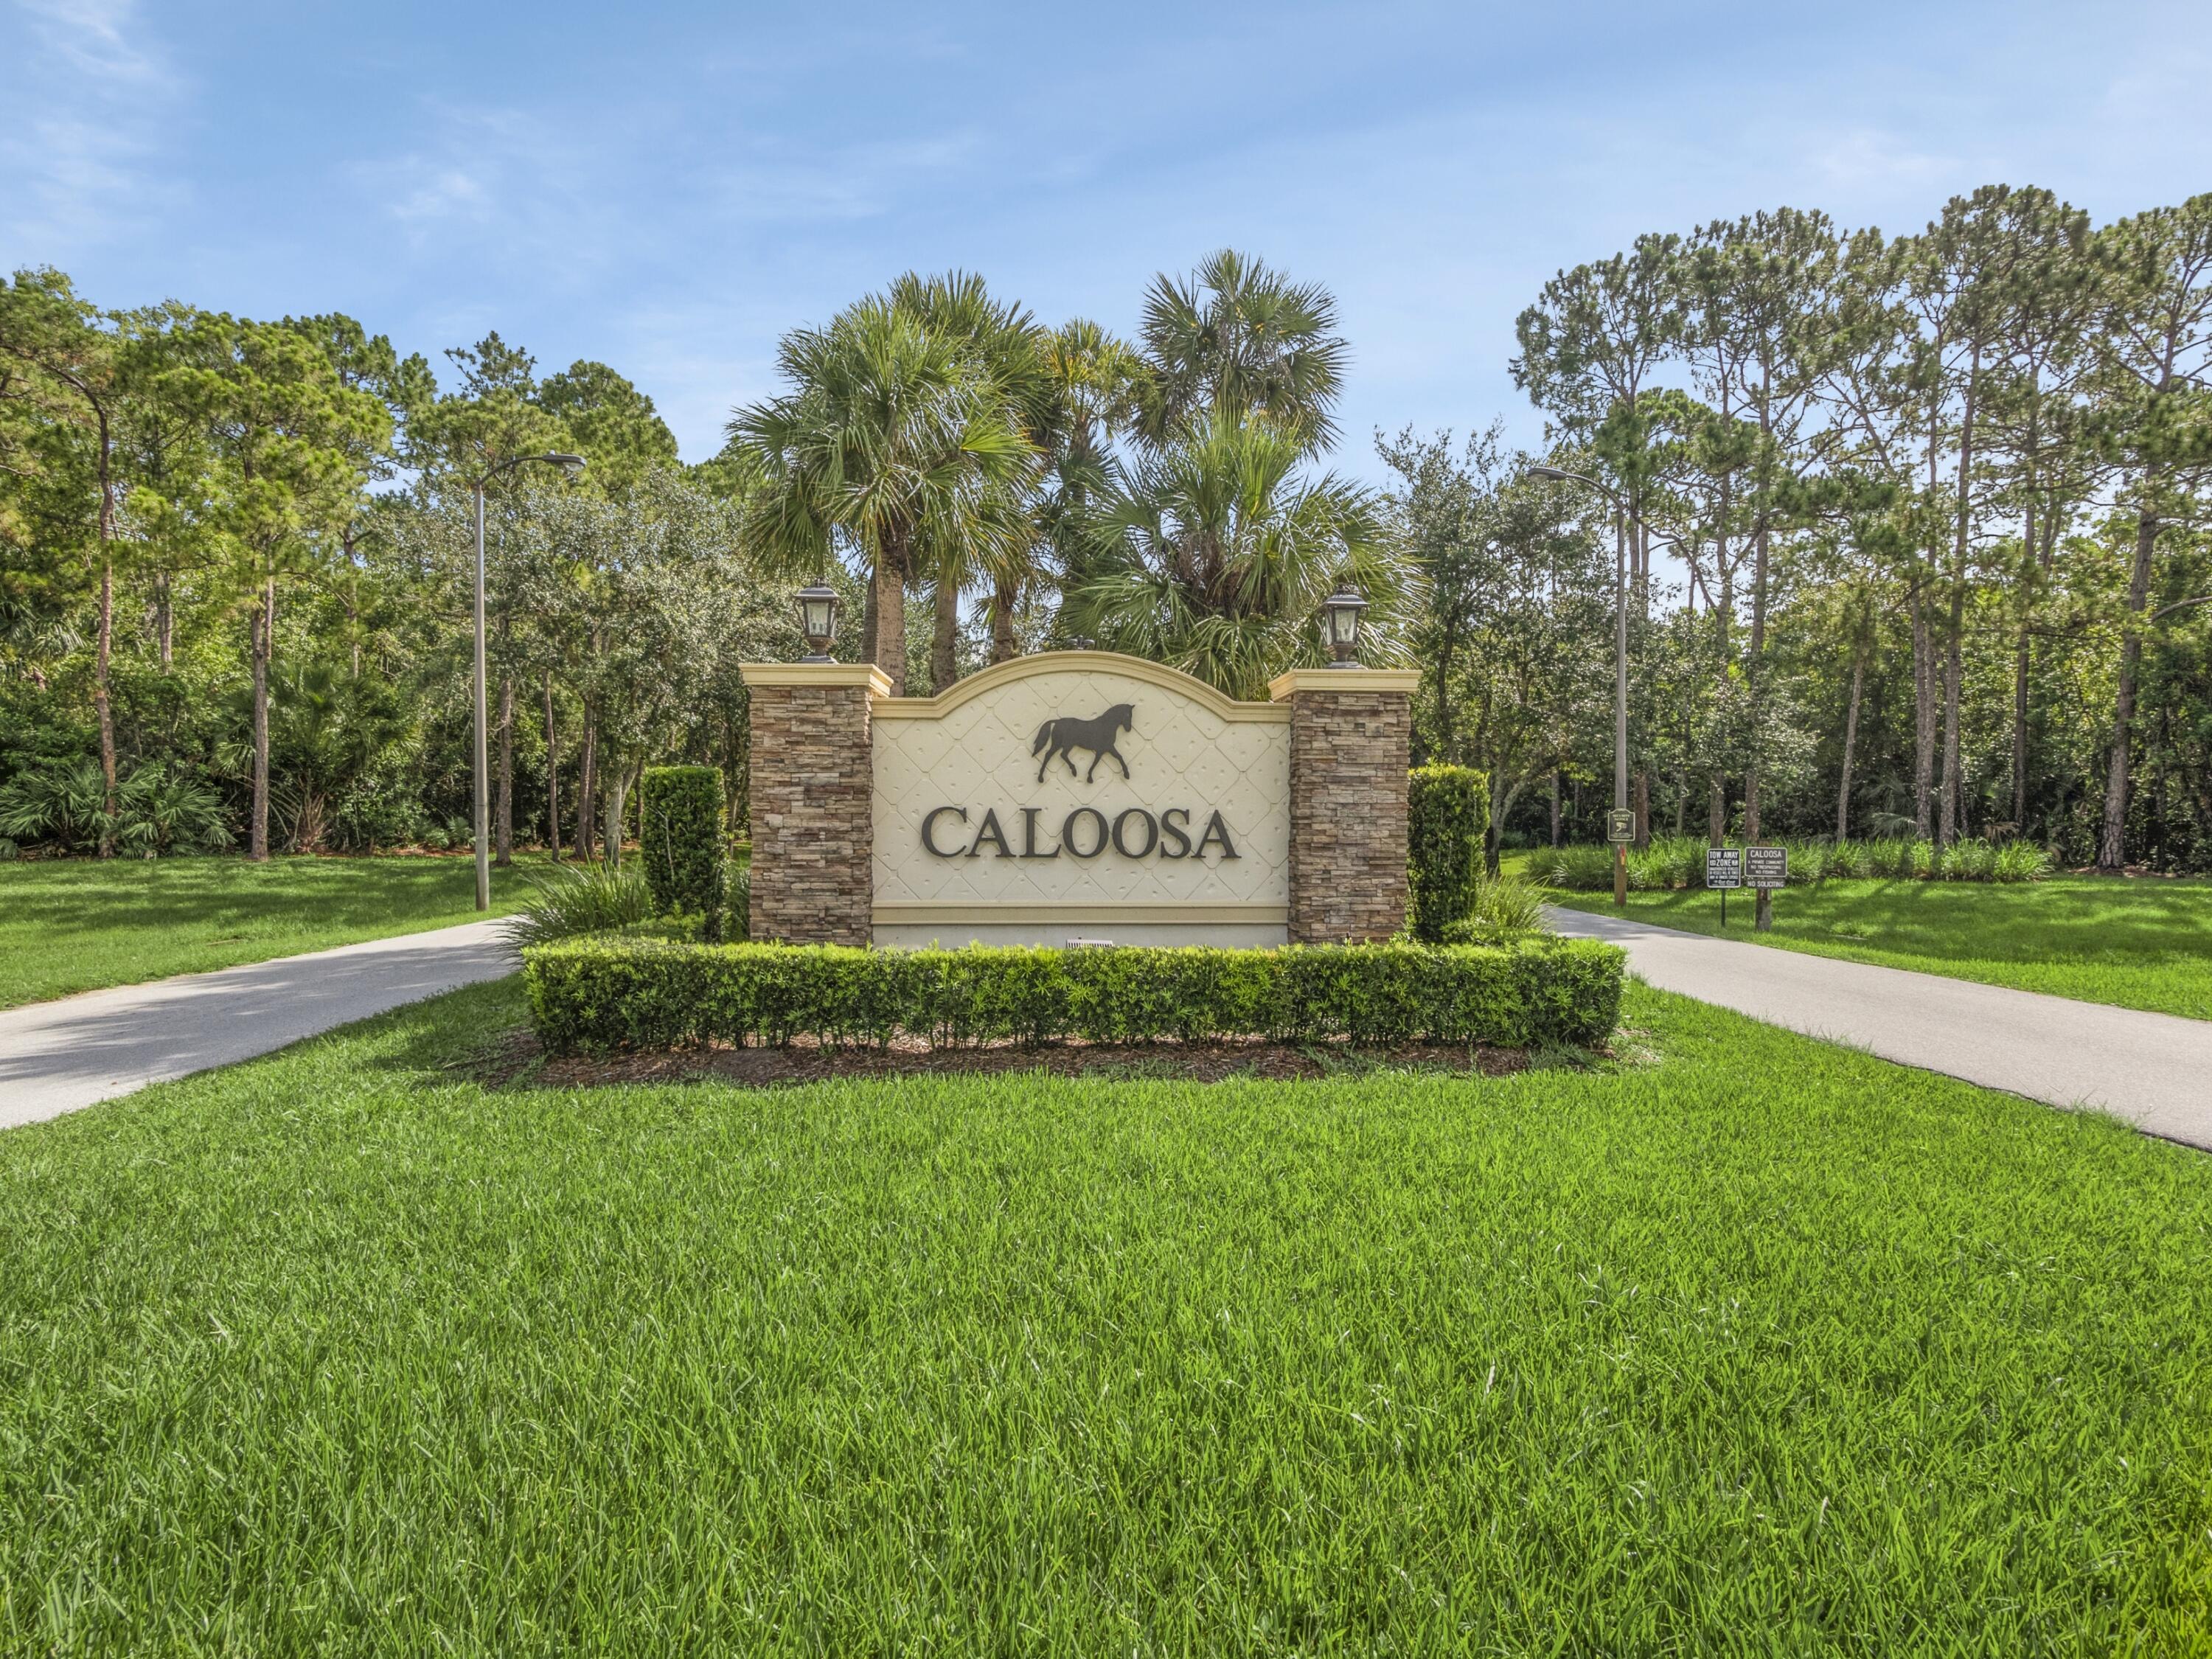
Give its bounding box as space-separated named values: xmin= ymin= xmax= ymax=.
xmin=1407 ymin=765 xmax=1490 ymax=941
xmin=524 ymin=937 xmax=1625 ymax=1055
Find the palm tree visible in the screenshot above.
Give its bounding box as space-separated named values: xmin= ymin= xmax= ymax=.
xmin=729 ymin=294 xmax=1032 ymax=695
xmin=1138 ymin=249 xmax=1349 ymax=454
xmin=886 ymin=272 xmax=1050 ymax=689
xmin=1060 ymin=413 xmax=1422 ymax=699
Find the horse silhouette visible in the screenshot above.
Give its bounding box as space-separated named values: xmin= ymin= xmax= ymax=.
xmin=1032 ymin=703 xmax=1135 ymax=784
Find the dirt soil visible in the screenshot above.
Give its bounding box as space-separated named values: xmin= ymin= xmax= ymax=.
xmin=465 ymin=1029 xmax=1540 ymax=1091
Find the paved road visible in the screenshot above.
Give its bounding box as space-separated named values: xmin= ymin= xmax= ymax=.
xmin=1548 ymin=906 xmax=2212 ymax=1151
xmin=0 ymin=921 xmax=513 ymax=1130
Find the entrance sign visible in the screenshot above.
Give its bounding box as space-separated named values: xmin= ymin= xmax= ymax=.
xmin=742 ymin=650 xmax=1419 ymax=950
xmin=871 ymin=655 xmax=1293 ymax=947
xmin=1746 ymin=846 xmax=1788 ymax=889
xmin=1705 ymin=847 xmax=1743 ymax=889
xmin=1606 ymin=807 xmax=1635 ymax=843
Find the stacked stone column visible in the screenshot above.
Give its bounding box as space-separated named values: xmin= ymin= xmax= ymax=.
xmin=739 ymin=664 xmax=888 ymax=947
xmin=1269 ymin=669 xmax=1419 ymax=945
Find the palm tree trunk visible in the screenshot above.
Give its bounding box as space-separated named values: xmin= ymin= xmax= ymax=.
xmin=930 ymin=574 xmax=959 ymax=693
xmin=872 ymin=532 xmax=908 ymax=695
xmin=990 ymin=569 xmax=1020 ymax=664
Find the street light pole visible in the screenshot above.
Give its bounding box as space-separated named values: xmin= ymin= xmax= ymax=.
xmin=468 ymin=453 xmax=587 ymax=912
xmin=1531 ymin=465 xmax=1631 ymax=909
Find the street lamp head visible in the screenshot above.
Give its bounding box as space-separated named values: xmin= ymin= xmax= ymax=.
xmin=1527 ymin=465 xmax=1571 ymax=481
xmin=1321 ymin=581 xmax=1368 ymax=667
xmin=543 ymin=453 xmax=587 ymax=477
xmin=795 ymin=582 xmax=841 ymax=662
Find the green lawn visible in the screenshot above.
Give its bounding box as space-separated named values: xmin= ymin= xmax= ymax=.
xmin=1546 ymin=874 xmax=2212 ymax=1020
xmin=0 ymin=854 xmax=539 ymax=1009
xmin=2 ymin=980 xmax=2205 ymax=1652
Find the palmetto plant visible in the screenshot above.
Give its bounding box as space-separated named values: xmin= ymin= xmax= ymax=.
xmin=1060 ymin=414 xmax=1422 ymax=700
xmin=0 ymin=757 xmax=230 ymax=855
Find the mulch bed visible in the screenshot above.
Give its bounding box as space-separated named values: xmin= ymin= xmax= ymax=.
xmin=463 ymin=1029 xmax=1537 ymax=1091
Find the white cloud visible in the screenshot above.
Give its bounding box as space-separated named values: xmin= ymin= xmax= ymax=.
xmin=0 ymin=0 xmax=183 ymax=258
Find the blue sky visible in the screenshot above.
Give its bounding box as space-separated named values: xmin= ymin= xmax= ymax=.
xmin=5 ymin=0 xmax=2210 ymax=483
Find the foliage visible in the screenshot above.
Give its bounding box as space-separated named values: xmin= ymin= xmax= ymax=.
xmin=501 ymin=860 xmax=655 ymax=953
xmin=720 ymin=856 xmax=751 ymax=943
xmin=639 ymin=765 xmax=724 ymax=925
xmin=523 ymin=936 xmax=1625 ymax=1055
xmin=1406 ymin=764 xmax=1490 ymax=940
xmin=1538 ymin=835 xmax=2051 ymax=890
xmin=1441 ymin=874 xmax=1551 ymax=946
xmin=0 ymin=756 xmax=229 ymax=855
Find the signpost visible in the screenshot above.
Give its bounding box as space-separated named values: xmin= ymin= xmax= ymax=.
xmin=1746 ymin=844 xmax=1787 ymax=931
xmin=1705 ymin=846 xmax=1742 ymax=926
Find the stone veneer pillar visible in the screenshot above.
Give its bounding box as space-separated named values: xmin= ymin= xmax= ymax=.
xmin=739 ymin=663 xmax=889 ymax=947
xmin=1268 ymin=668 xmax=1421 ymax=945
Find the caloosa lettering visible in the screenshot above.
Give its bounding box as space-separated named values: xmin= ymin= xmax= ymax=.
xmin=920 ymin=805 xmax=1240 ymax=861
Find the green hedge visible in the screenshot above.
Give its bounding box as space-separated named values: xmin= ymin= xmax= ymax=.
xmin=640 ymin=766 xmax=725 ymax=925
xmin=1408 ymin=765 xmax=1489 ymax=941
xmin=523 ymin=937 xmax=1624 ymax=1056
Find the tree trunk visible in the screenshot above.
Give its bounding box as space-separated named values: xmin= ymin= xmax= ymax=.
xmin=1743 ymin=521 xmax=1770 ymax=846
xmin=1910 ymin=586 xmax=1934 ymax=838
xmin=495 ymin=675 xmax=515 ymax=867
xmin=1708 ymin=779 xmax=1726 ymax=847
xmin=930 ymin=574 xmax=959 ymax=694
xmin=93 ymin=556 xmax=116 ymax=857
xmin=250 ymin=574 xmax=274 ymax=863
xmin=2098 ymin=504 xmax=2160 ymax=872
xmin=990 ymin=569 xmax=1021 ymax=664
xmin=153 ymin=570 xmax=173 ymax=671
xmin=1548 ymin=771 xmax=1560 ymax=849
xmin=605 ymin=759 xmax=637 ymax=869
xmin=544 ymin=674 xmax=561 ymax=862
xmin=1939 ymin=587 xmax=1964 ymax=846
xmin=575 ymin=709 xmax=597 ymax=863
xmin=872 ymin=535 xmax=908 ymax=695
xmin=1837 ymin=649 xmax=1864 ymax=843
xmin=2011 ymin=630 xmax=2031 ymax=834
xmin=1632 ymin=771 xmax=1649 ymax=849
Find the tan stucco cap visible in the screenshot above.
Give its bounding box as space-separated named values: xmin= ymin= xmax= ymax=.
xmin=740 ymin=662 xmax=894 ymax=697
xmin=1267 ymin=667 xmax=1422 ymax=700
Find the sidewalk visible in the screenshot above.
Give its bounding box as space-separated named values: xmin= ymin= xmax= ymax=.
xmin=1548 ymin=906 xmax=2212 ymax=1150
xmin=0 ymin=920 xmax=513 ymax=1130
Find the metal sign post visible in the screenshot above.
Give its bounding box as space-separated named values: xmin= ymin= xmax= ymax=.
xmin=1605 ymin=809 xmax=1634 ymax=909
xmin=1705 ymin=846 xmax=1742 ymax=927
xmin=1746 ymin=845 xmax=1787 ymax=932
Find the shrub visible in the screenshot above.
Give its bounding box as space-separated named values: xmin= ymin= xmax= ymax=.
xmin=1406 ymin=765 xmax=1489 ymax=941
xmin=0 ymin=757 xmax=231 ymax=855
xmin=504 ymin=861 xmax=655 ymax=952
xmin=1538 ymin=844 xmax=1618 ymax=892
xmin=524 ymin=937 xmax=1626 ymax=1057
xmin=640 ymin=766 xmax=725 ymax=926
xmin=1441 ymin=875 xmax=1551 ymax=946
xmin=1994 ymin=840 xmax=2053 ymax=883
xmin=1939 ymin=838 xmax=1997 ymax=881
xmin=720 ymin=856 xmax=751 ymax=942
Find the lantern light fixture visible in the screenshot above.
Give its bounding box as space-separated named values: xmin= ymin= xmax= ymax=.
xmin=1321 ymin=582 xmax=1368 ymax=667
xmin=796 ymin=582 xmax=841 ymax=662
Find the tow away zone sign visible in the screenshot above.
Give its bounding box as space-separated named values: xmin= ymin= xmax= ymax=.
xmin=1705 ymin=848 xmax=1742 ymax=889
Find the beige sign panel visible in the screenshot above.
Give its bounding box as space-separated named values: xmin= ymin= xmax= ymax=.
xmin=871 ymin=653 xmax=1290 ymax=947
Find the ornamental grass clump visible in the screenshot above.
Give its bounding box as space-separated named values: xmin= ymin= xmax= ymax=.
xmin=504 ymin=861 xmax=655 ymax=951
xmin=1441 ymin=875 xmax=1551 ymax=946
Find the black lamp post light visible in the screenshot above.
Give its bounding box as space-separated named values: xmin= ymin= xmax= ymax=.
xmin=1321 ymin=582 xmax=1368 ymax=666
xmin=796 ymin=582 xmax=841 ymax=662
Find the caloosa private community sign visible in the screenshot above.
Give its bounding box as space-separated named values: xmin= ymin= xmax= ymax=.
xmin=740 ymin=650 xmax=1419 ymax=950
